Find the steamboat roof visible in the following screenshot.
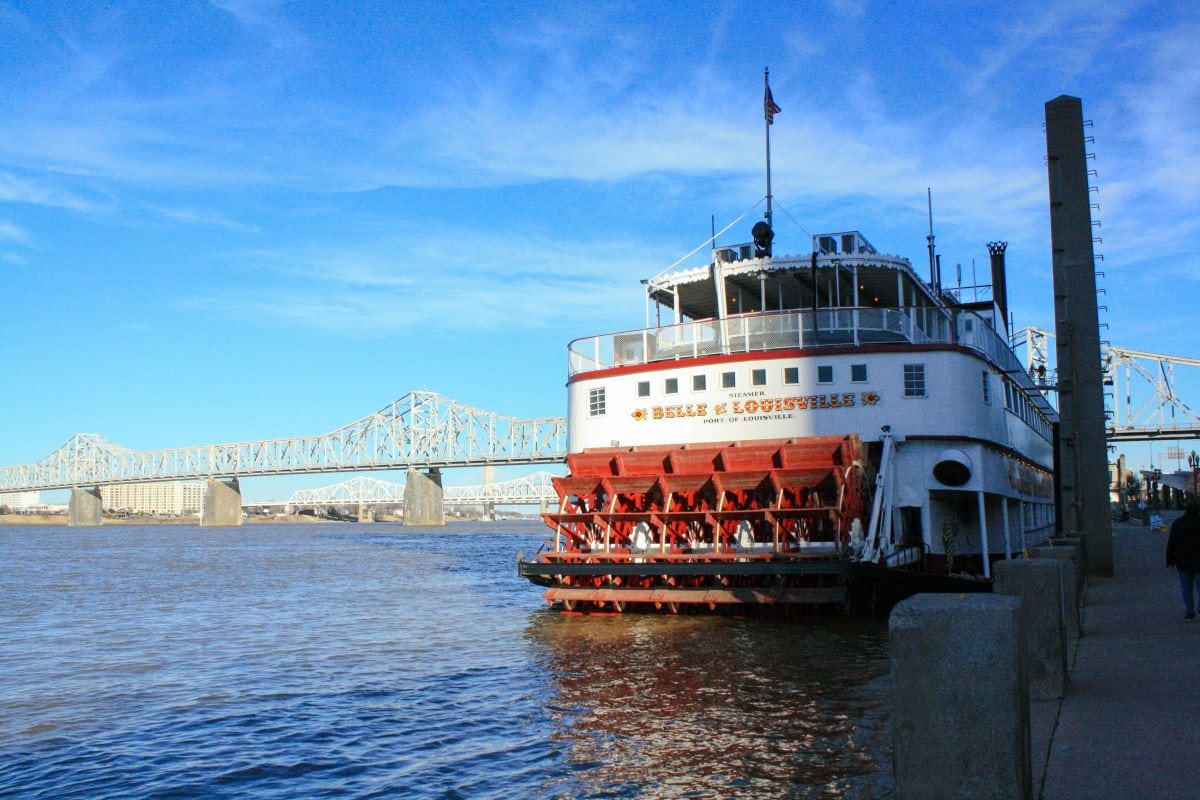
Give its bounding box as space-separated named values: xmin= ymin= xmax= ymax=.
xmin=645 ymin=230 xmax=942 ymax=322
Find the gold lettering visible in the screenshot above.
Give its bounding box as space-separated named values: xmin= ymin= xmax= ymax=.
xmin=783 ymin=398 xmax=796 ymax=411
xmin=697 ymin=403 xmax=707 ymax=416
xmin=652 ymin=406 xmax=663 ymax=420
xmin=842 ymin=393 xmax=856 ymax=407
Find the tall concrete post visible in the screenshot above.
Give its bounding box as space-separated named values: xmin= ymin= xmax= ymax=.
xmin=357 ymin=503 xmax=374 ymax=523
xmin=201 ymin=478 xmax=243 ymax=527
xmin=68 ymin=487 xmax=103 ymax=527
xmin=1045 ymin=95 xmax=1114 ymax=575
xmin=404 ymin=467 xmax=444 ymax=526
xmin=890 ymin=593 xmax=1031 ymax=800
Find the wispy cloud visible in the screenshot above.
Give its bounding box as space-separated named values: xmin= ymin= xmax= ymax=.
xmin=1120 ymin=22 xmax=1200 ymax=205
xmin=1 ymin=252 xmax=26 ymax=266
xmin=0 ymin=220 xmax=30 ymax=245
xmin=149 ymin=205 xmax=260 ymax=233
xmin=209 ymin=0 xmax=307 ymax=49
xmin=0 ymin=171 xmax=110 ymax=212
xmin=191 ymin=226 xmax=656 ymax=335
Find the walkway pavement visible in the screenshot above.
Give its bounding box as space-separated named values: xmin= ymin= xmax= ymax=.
xmin=1034 ymin=514 xmax=1200 ymax=799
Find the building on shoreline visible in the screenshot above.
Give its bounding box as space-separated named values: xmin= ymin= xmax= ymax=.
xmin=0 ymin=490 xmax=41 ymax=510
xmin=100 ymin=481 xmax=207 ymax=516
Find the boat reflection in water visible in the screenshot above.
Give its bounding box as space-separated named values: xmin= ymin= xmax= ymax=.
xmin=524 ymin=611 xmax=896 ymax=798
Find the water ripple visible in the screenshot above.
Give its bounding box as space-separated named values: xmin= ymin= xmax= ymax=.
xmin=1 ymin=522 xmax=893 ymax=799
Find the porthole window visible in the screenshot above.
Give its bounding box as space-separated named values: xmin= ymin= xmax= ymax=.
xmin=783 ymin=367 xmax=799 ymax=385
xmin=665 ymin=377 xmax=679 ymax=395
xmin=693 ymin=374 xmax=706 ymax=391
xmin=721 ymin=371 xmax=736 ymax=389
xmin=817 ymin=365 xmax=834 ymax=384
xmin=636 ymin=381 xmax=650 ymax=398
xmin=851 ymin=364 xmax=868 ymax=382
xmin=751 ymin=369 xmax=767 ymax=386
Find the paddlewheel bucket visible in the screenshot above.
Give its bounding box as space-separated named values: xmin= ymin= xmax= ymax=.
xmin=521 ymin=435 xmax=870 ymax=612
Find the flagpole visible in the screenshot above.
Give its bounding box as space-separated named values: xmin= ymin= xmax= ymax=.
xmin=764 ymin=67 xmax=773 ymax=232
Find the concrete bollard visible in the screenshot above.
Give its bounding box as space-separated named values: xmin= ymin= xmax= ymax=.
xmin=993 ymin=559 xmax=1068 ymax=700
xmin=890 ymin=593 xmax=1031 ymax=800
xmin=1067 ymin=530 xmax=1088 ymax=563
xmin=1030 ymin=545 xmax=1081 ymax=639
xmin=1048 ymin=535 xmax=1086 ymax=577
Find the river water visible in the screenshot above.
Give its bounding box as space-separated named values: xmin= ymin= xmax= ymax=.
xmin=0 ymin=521 xmax=894 ymax=799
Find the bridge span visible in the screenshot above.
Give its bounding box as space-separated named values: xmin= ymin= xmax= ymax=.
xmin=1017 ymin=328 xmax=1200 ymax=442
xmin=253 ymin=471 xmax=560 ymax=520
xmin=0 ymin=391 xmax=566 ymax=527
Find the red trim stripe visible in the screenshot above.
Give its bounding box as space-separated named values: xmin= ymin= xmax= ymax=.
xmin=568 ymin=342 xmax=978 ymax=383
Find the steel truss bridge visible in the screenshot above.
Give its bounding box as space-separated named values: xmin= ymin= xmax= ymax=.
xmin=0 ymin=391 xmax=568 ymax=491
xmin=1017 ymin=328 xmax=1200 ymax=442
xmin=272 ymin=471 xmax=559 ymax=511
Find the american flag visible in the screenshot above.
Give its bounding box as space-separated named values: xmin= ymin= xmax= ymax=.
xmin=764 ymin=83 xmax=781 ymax=124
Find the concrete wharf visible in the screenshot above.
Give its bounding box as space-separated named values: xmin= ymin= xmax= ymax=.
xmin=1034 ymin=514 xmax=1200 ymax=799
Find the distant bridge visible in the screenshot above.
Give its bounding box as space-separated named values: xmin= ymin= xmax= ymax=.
xmin=1016 ymin=328 xmax=1200 ymax=442
xmin=269 ymin=471 xmax=560 ymax=511
xmin=0 ymin=391 xmax=567 ymax=492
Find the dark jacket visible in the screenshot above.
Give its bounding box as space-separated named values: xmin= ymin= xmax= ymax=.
xmin=1166 ymin=510 xmax=1200 ymax=572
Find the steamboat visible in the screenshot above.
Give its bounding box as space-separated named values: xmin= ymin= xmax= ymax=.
xmin=519 ymin=83 xmax=1057 ymax=614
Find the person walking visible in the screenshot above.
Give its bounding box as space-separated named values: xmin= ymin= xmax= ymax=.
xmin=1166 ymin=500 xmax=1200 ymax=620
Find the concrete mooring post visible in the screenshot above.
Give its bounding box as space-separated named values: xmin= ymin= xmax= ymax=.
xmin=993 ymin=559 xmax=1068 ymax=700
xmin=201 ymin=479 xmax=243 ymax=527
xmin=404 ymin=467 xmax=444 ymax=526
xmin=1031 ymin=544 xmax=1082 ymax=638
xmin=890 ymin=593 xmax=1031 ymax=800
xmin=68 ymin=487 xmax=103 ymax=527
xmin=1045 ymin=95 xmax=1114 ymax=576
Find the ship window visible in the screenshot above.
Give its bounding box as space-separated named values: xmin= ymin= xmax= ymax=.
xmin=903 ymin=364 xmax=926 ymax=397
xmin=588 ymin=387 xmax=606 ymax=416
xmin=783 ymin=367 xmax=799 ymax=385
xmin=982 ymin=371 xmax=991 ymax=404
xmin=637 ymin=381 xmax=650 ymax=398
xmin=693 ymin=374 xmax=707 ymax=391
xmin=752 ymin=369 xmax=767 ymax=386
xmin=851 ymin=364 xmax=868 ymax=382
xmin=817 ymin=365 xmax=833 ymax=384
xmin=665 ymin=377 xmax=679 ymax=394
xmin=721 ymin=371 xmax=736 ymax=389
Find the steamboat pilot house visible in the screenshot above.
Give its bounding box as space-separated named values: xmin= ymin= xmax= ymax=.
xmin=554 ymin=229 xmax=1056 ymax=586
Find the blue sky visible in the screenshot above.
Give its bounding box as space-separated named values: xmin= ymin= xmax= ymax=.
xmin=2 ymin=0 xmax=1198 ymax=501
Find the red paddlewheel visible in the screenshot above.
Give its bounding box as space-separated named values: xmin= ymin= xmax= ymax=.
xmin=534 ymin=435 xmax=874 ymax=612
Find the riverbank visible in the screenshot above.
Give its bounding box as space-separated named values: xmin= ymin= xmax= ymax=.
xmin=0 ymin=513 xmax=333 ymax=526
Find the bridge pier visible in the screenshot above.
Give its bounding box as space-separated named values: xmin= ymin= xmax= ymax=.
xmin=68 ymin=487 xmax=103 ymax=527
xmin=357 ymin=503 xmax=375 ymax=523
xmin=202 ymin=479 xmax=243 ymax=527
xmin=404 ymin=467 xmax=444 ymax=526
xmin=482 ymin=465 xmax=496 ymax=521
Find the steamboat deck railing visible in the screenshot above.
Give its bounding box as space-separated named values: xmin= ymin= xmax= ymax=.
xmin=569 ymin=306 xmax=1054 ymax=416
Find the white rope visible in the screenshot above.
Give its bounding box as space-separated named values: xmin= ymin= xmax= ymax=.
xmin=646 ymin=198 xmax=766 ymax=286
